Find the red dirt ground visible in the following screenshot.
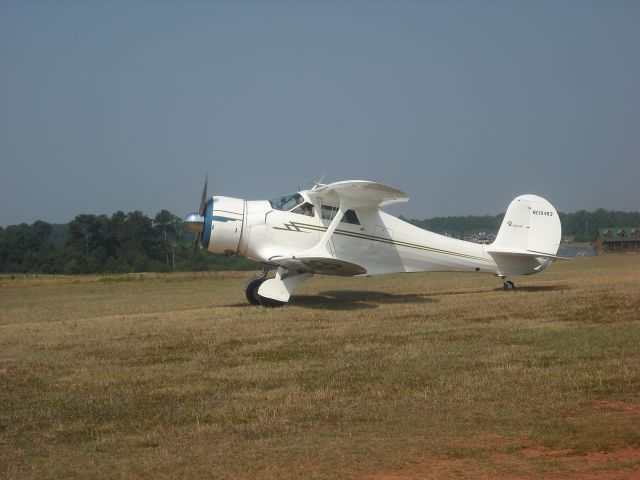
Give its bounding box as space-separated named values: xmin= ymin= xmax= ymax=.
xmin=364 ymin=401 xmax=640 ymax=480
xmin=364 ymin=446 xmax=640 ymax=480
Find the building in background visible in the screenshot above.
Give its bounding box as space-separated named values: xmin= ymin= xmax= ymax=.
xmin=463 ymin=232 xmax=496 ymax=245
xmin=594 ymin=228 xmax=640 ymax=252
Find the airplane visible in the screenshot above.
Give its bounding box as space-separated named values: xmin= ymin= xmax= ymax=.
xmin=185 ymin=180 xmax=563 ymax=307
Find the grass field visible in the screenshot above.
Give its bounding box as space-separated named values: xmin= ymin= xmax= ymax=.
xmin=1 ymin=255 xmax=639 ymax=479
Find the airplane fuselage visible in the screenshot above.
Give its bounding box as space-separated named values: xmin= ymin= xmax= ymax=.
xmin=240 ymin=199 xmax=497 ymax=276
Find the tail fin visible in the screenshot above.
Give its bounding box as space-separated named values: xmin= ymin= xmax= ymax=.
xmin=487 ymin=195 xmax=562 ymax=275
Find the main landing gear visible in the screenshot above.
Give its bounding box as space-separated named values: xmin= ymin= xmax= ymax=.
xmin=500 ymin=276 xmax=515 ymax=291
xmin=244 ymin=264 xmax=285 ymax=307
xmin=244 ymin=277 xmax=264 ymax=305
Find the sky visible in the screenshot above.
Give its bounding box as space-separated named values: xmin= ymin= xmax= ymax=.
xmin=1 ymin=0 xmax=638 ymax=226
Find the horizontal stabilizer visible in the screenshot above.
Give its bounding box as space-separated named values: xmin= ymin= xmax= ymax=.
xmin=487 ymin=247 xmax=572 ymax=260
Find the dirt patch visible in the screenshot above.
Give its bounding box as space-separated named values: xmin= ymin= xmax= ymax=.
xmin=525 ymin=446 xmax=640 ymax=480
xmin=595 ymin=399 xmax=640 ymax=417
xmin=446 ymin=433 xmax=517 ymax=450
xmin=364 ymin=445 xmax=640 ymax=480
xmin=365 ymin=457 xmax=515 ymax=480
xmin=521 ymin=446 xmax=574 ymax=458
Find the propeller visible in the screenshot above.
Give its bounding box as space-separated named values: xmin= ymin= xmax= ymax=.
xmin=198 ymin=175 xmax=208 ymax=217
xmin=184 ymin=176 xmax=208 ymax=268
xmin=194 ymin=175 xmax=208 ymax=253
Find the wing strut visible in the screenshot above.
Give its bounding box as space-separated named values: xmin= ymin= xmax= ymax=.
xmin=296 ymin=197 xmax=350 ymax=259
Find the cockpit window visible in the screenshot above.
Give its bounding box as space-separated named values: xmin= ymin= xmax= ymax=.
xmin=321 ymin=205 xmax=361 ymax=225
xmin=269 ymin=193 xmax=304 ymax=211
xmin=291 ymin=202 xmax=315 ymax=217
xmin=343 ymin=209 xmax=361 ymax=225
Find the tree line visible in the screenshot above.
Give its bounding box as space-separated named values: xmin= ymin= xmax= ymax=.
xmin=403 ymin=209 xmax=640 ymax=242
xmin=0 ymin=210 xmax=257 ymax=274
xmin=1 ymin=208 xmax=638 ymax=274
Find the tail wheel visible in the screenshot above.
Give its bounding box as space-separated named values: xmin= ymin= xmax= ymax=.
xmin=245 ymin=278 xmax=265 ymax=305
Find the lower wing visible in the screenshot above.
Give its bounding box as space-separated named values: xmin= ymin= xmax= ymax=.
xmin=269 ymin=255 xmax=367 ymax=276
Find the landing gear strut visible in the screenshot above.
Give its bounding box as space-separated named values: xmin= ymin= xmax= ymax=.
xmin=503 ymin=280 xmax=515 ymax=290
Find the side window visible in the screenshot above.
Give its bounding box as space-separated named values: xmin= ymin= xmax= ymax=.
xmin=321 ymin=205 xmax=338 ymax=221
xmin=343 ymin=209 xmax=360 ymax=225
xmin=321 ymin=205 xmax=360 ymax=225
xmin=291 ymin=202 xmax=315 ymax=217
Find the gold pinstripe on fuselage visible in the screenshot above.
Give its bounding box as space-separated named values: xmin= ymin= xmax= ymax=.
xmin=273 ymin=221 xmax=492 ymax=263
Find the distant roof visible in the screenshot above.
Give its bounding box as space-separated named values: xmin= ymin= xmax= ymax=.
xmin=596 ymin=227 xmax=640 ymax=242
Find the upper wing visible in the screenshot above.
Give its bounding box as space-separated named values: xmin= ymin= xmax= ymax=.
xmin=307 ymin=180 xmax=409 ymax=208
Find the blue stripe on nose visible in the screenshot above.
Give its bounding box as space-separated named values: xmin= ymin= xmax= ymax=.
xmin=200 ymin=197 xmax=213 ymax=249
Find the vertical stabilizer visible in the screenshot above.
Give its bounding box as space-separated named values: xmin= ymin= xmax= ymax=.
xmin=487 ymin=195 xmax=562 ymax=276
xmin=492 ymin=194 xmax=561 ymax=255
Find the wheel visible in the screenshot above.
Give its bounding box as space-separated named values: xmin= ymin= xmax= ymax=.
xmin=245 ymin=277 xmax=265 ymax=305
xmin=503 ymin=280 xmax=515 ymax=290
xmin=257 ymin=295 xmax=285 ymax=308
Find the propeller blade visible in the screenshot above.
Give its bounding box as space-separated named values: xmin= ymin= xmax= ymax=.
xmin=194 ymin=232 xmax=201 ymax=251
xmin=198 ymin=175 xmax=208 ymax=217
xmin=192 ymin=232 xmax=201 ymax=270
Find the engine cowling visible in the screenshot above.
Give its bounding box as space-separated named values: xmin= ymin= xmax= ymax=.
xmin=201 ymin=196 xmax=245 ymax=254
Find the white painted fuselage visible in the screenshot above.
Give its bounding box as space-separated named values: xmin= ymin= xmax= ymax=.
xmin=239 ymin=194 xmax=497 ymax=277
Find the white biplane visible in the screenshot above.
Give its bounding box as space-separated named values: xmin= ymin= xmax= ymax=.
xmin=185 ymin=180 xmax=563 ymax=306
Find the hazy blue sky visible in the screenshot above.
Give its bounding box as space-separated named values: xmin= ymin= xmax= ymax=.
xmin=1 ymin=1 xmax=638 ymax=226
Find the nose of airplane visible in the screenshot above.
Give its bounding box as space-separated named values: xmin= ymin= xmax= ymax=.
xmin=185 ymin=180 xmax=245 ymax=254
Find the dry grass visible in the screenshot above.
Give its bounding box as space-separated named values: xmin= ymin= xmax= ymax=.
xmin=1 ymin=255 xmax=639 ymax=479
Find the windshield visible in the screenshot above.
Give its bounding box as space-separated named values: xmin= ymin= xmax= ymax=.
xmin=269 ymin=193 xmax=304 ymax=211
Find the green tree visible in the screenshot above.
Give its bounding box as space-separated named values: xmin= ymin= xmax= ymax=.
xmin=65 ymin=214 xmax=110 ymax=273
xmin=0 ymin=221 xmax=60 ymax=273
xmin=118 ymin=211 xmax=163 ymax=269
xmin=154 ymin=210 xmax=182 ymax=269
